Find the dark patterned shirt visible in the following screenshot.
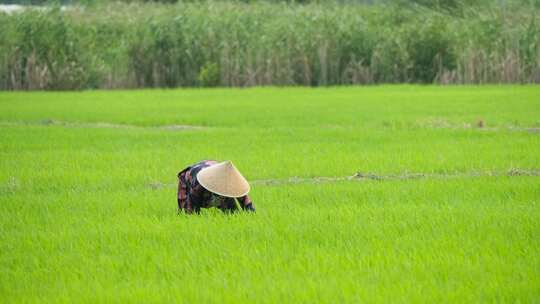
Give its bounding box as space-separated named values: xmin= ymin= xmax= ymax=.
xmin=177 ymin=160 xmax=255 ymax=214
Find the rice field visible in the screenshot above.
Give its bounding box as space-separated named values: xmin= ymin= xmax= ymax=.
xmin=0 ymin=85 xmax=539 ymax=302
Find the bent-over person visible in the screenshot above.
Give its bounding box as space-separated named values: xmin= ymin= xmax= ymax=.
xmin=177 ymin=160 xmax=255 ymax=214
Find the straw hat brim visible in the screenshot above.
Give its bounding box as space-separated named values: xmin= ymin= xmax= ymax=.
xmin=196 ymin=161 xmax=250 ymax=198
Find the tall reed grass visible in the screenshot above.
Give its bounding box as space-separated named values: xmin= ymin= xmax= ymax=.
xmin=0 ymin=1 xmax=538 ymax=89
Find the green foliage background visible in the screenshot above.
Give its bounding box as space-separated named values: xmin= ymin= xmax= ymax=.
xmin=0 ymin=0 xmax=539 ymax=89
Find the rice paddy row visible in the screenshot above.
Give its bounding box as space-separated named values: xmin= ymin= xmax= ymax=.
xmin=1 ymin=85 xmax=539 ymax=302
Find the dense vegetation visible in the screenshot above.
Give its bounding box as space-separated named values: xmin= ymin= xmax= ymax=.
xmin=1 ymin=1 xmax=539 ymax=89
xmin=1 ymin=86 xmax=539 ymax=302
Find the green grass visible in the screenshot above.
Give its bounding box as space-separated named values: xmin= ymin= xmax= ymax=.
xmin=1 ymin=85 xmax=539 ymax=302
xmin=2 ymin=1 xmax=539 ymax=89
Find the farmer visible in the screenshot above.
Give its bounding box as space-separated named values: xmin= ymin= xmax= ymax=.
xmin=177 ymin=160 xmax=256 ymax=214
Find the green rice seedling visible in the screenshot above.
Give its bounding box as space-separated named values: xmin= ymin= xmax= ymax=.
xmin=0 ymin=85 xmax=539 ymax=302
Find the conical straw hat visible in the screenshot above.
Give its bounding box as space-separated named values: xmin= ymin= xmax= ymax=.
xmin=196 ymin=161 xmax=250 ymax=198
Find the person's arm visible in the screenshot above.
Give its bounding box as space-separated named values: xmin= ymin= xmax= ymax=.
xmin=177 ymin=171 xmax=189 ymax=213
xmin=237 ymin=195 xmax=256 ymax=212
xmin=178 ymin=170 xmax=196 ymax=214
